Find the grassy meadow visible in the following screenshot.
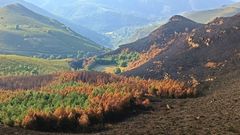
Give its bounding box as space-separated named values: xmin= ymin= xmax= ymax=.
xmin=0 ymin=55 xmax=70 ymax=76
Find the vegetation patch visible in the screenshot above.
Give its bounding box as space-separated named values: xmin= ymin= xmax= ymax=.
xmin=0 ymin=91 xmax=89 ymax=126
xmin=84 ymin=50 xmax=140 ymax=73
xmin=0 ymin=55 xmax=70 ymax=77
xmin=0 ymin=71 xmax=196 ymax=132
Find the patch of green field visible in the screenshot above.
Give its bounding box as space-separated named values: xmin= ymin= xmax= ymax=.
xmin=93 ymin=64 xmax=117 ymax=73
xmin=86 ymin=51 xmax=139 ymax=72
xmin=0 ymin=55 xmax=70 ymax=76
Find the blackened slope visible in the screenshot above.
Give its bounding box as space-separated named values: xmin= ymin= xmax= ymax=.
xmin=123 ymin=14 xmax=240 ymax=81
xmin=108 ymin=15 xmax=202 ymax=55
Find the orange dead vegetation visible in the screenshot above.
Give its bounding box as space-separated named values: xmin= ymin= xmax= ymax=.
xmin=0 ymin=71 xmax=197 ymax=131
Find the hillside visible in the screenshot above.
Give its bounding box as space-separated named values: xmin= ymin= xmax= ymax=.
xmin=77 ymin=16 xmax=202 ymax=74
xmin=0 ymin=4 xmax=103 ymax=58
xmin=0 ymin=1 xmax=239 ymax=135
xmin=105 ymin=20 xmax=167 ymax=48
xmin=0 ymin=63 xmax=239 ymax=135
xmin=101 ymin=14 xmax=240 ymax=82
xmin=114 ymin=15 xmax=203 ymax=53
xmin=102 ymin=64 xmax=240 ymax=134
xmin=0 ymin=71 xmax=193 ymax=132
xmin=0 ymin=0 xmax=111 ymax=47
xmin=0 ymin=55 xmax=70 ymax=76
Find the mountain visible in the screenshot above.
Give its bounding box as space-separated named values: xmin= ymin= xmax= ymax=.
xmin=105 ymin=20 xmax=167 ymax=48
xmin=24 ymin=0 xmax=153 ymax=33
xmin=23 ymin=0 xmax=235 ymax=32
xmin=104 ymin=14 xmax=240 ymax=82
xmin=183 ymin=2 xmax=240 ymax=23
xmin=23 ymin=0 xmax=235 ymax=47
xmin=0 ymin=0 xmax=111 ymax=47
xmin=111 ymin=15 xmax=203 ymax=53
xmin=112 ymin=1 xmax=240 ymax=48
xmin=0 ymin=4 xmax=103 ymax=58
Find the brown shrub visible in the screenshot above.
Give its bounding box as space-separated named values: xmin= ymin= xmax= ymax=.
xmin=0 ymin=71 xmax=196 ymax=131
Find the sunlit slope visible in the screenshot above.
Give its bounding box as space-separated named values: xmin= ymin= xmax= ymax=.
xmin=0 ymin=4 xmax=102 ymax=57
xmin=0 ymin=55 xmax=70 ymax=76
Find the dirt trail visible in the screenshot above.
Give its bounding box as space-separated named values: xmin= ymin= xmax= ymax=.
xmin=1 ymin=71 xmax=239 ymax=135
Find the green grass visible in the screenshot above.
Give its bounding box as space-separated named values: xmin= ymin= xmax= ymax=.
xmin=0 ymin=4 xmax=102 ymax=58
xmin=0 ymin=55 xmax=70 ymax=76
xmin=92 ymin=64 xmax=117 ymax=73
xmin=87 ymin=51 xmax=139 ymax=72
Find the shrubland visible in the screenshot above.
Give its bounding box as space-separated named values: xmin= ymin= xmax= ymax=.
xmin=0 ymin=71 xmax=196 ymax=132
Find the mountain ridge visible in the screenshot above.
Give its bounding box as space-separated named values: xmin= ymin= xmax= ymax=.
xmin=109 ymin=15 xmax=202 ymax=53
xmin=109 ymin=2 xmax=240 ymax=48
xmin=0 ymin=0 xmax=111 ymax=47
xmin=0 ymin=4 xmax=103 ymax=58
xmin=121 ymin=14 xmax=240 ymax=81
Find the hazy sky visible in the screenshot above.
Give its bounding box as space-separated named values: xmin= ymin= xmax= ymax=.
xmin=24 ymin=0 xmax=239 ymax=8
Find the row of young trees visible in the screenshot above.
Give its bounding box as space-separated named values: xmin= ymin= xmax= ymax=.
xmin=32 ymin=50 xmax=87 ymax=60
xmin=0 ymin=71 xmax=196 ymax=131
xmin=0 ymin=65 xmax=39 ymax=76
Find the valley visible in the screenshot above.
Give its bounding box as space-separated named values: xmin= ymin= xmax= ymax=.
xmin=0 ymin=1 xmax=239 ymax=135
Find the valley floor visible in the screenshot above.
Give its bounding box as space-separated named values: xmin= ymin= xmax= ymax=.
xmin=0 ymin=71 xmax=239 ymax=135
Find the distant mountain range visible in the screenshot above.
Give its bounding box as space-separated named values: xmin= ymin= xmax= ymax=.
xmin=23 ymin=0 xmax=235 ymax=32
xmin=0 ymin=4 xmax=103 ymax=58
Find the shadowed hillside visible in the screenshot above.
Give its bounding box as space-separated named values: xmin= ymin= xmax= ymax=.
xmin=126 ymin=15 xmax=240 ymax=81
xmin=110 ymin=15 xmax=203 ymax=53
xmin=101 ymin=14 xmax=240 ymax=82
